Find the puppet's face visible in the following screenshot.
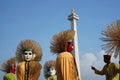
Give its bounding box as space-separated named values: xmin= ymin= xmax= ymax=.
xmin=24 ymin=50 xmax=33 ymax=61
xmin=67 ymin=40 xmax=74 ymax=52
xmin=49 ymin=67 xmax=56 ymax=76
xmin=10 ymin=64 xmax=16 ymax=74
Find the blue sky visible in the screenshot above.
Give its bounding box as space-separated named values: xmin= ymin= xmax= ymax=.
xmin=0 ymin=0 xmax=120 ymax=80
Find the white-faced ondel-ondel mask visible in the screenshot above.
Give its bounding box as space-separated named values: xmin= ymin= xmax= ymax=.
xmin=49 ymin=67 xmax=56 ymax=76
xmin=23 ymin=49 xmax=36 ymax=61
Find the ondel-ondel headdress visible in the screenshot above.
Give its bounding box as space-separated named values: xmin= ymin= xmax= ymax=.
xmin=16 ymin=39 xmax=42 ymax=62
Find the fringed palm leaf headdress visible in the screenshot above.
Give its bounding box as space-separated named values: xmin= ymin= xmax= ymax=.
xmin=0 ymin=57 xmax=16 ymax=73
xmin=101 ymin=20 xmax=120 ymax=58
xmin=50 ymin=29 xmax=75 ymax=54
xmin=43 ymin=60 xmax=56 ymax=79
xmin=16 ymin=39 xmax=42 ymax=62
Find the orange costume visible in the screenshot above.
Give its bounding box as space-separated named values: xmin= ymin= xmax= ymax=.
xmin=56 ymin=52 xmax=78 ymax=80
xmin=16 ymin=39 xmax=42 ymax=80
xmin=17 ymin=61 xmax=41 ymax=80
xmin=50 ymin=30 xmax=79 ymax=80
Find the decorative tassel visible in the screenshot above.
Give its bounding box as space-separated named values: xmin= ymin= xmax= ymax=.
xmin=25 ymin=61 xmax=29 ymax=80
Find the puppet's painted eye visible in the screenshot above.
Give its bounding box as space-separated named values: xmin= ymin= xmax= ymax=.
xmin=25 ymin=53 xmax=27 ymax=55
xmin=29 ymin=53 xmax=32 ymax=55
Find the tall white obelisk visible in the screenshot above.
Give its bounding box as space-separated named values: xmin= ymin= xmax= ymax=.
xmin=68 ymin=8 xmax=81 ymax=80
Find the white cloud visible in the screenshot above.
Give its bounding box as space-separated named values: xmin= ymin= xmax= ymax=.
xmin=81 ymin=52 xmax=97 ymax=65
xmin=80 ymin=51 xmax=105 ymax=80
